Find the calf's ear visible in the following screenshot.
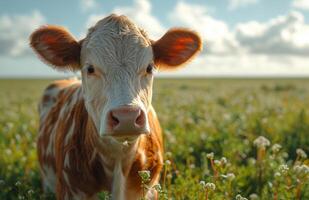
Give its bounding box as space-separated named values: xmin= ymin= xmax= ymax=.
xmin=30 ymin=25 xmax=81 ymax=71
xmin=152 ymin=28 xmax=202 ymax=70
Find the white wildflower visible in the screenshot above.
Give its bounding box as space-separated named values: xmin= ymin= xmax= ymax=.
xmin=253 ymin=136 xmax=270 ymax=149
xmin=199 ymin=180 xmax=206 ymax=187
xmin=248 ymin=158 xmax=256 ymax=165
xmin=274 ymin=172 xmax=281 ymax=178
xmin=226 ymin=173 xmax=236 ymax=181
xmin=205 ymin=182 xmax=216 ymax=191
xmin=206 ymin=152 xmax=214 ymax=159
xmin=27 ymin=190 xmax=34 ymax=195
xmin=221 ymin=157 xmax=227 ymax=165
xmin=214 ymin=160 xmax=221 ymax=166
xmin=294 ymin=164 xmax=309 ymax=176
xmin=167 ymin=174 xmax=172 ymax=179
xmin=189 ymin=164 xmax=196 ymax=169
xmin=236 ymin=194 xmax=248 ymax=200
xmin=165 ymin=160 xmax=171 ymax=166
xmin=15 ymin=181 xmax=22 ymax=187
xmin=278 ymin=164 xmax=289 ymax=175
xmin=271 ymin=144 xmax=282 ymax=153
xmin=296 ymin=148 xmax=307 ymax=159
xmin=200 ymin=133 xmax=207 ymax=140
xmin=249 ymin=193 xmax=259 ymax=200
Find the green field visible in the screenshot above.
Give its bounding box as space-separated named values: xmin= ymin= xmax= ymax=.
xmin=0 ymin=78 xmax=309 ymax=199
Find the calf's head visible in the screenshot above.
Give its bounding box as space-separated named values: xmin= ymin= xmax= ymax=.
xmin=30 ymin=14 xmax=202 ymax=139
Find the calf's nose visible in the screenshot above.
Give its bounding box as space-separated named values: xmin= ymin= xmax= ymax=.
xmin=107 ymin=106 xmax=148 ymax=136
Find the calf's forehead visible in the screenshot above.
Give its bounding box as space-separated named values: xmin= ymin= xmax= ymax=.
xmin=81 ymin=15 xmax=153 ymax=72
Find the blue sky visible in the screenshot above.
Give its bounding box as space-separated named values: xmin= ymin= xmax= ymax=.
xmin=1 ymin=0 xmax=309 ymax=77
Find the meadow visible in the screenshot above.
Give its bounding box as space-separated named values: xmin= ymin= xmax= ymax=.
xmin=0 ymin=78 xmax=308 ymax=200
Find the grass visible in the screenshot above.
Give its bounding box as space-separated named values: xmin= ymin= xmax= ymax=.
xmin=0 ymin=78 xmax=309 ymax=199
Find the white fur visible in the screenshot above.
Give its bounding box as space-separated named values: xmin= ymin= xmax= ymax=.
xmin=112 ymin=160 xmax=126 ymax=200
xmin=64 ymin=153 xmax=70 ymax=168
xmin=46 ymin=127 xmax=56 ymax=156
xmin=97 ymin=135 xmax=141 ymax=199
xmin=42 ymin=165 xmax=56 ymax=192
xmin=39 ymin=87 xmax=58 ymax=120
xmin=63 ymin=171 xmax=71 ymax=188
xmin=80 ymin=15 xmax=154 ymax=137
xmin=64 ymin=121 xmax=75 ymax=145
xmin=138 ymin=148 xmax=147 ymax=166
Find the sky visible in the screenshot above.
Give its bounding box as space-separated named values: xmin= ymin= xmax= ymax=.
xmin=1 ymin=0 xmax=309 ymax=77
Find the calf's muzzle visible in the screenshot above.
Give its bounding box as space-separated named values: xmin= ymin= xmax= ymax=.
xmin=106 ymin=105 xmax=149 ymax=136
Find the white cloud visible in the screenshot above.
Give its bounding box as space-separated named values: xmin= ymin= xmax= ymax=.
xmin=292 ymin=0 xmax=309 ymax=10
xmin=80 ymin=0 xmax=98 ymax=12
xmin=169 ymin=1 xmax=240 ymax=55
xmin=85 ymin=0 xmax=165 ymax=39
xmin=166 ymin=1 xmax=309 ymax=76
xmin=228 ymin=0 xmax=258 ymax=10
xmin=0 ymin=11 xmax=45 ymax=57
xmin=235 ymin=11 xmax=309 ymax=56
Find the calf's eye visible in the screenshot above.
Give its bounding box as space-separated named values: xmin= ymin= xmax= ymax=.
xmin=87 ymin=65 xmax=95 ymax=74
xmin=146 ymin=64 xmax=154 ymax=74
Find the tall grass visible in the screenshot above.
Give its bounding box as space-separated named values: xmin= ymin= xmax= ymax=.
xmin=0 ymin=79 xmax=308 ymax=199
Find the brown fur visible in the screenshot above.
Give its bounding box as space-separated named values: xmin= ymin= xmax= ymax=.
xmin=152 ymin=28 xmax=202 ymax=69
xmin=30 ymin=26 xmax=81 ymax=70
xmin=38 ymin=80 xmax=163 ymax=199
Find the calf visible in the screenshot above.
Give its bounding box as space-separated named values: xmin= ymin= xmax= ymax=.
xmin=30 ymin=14 xmax=202 ymax=200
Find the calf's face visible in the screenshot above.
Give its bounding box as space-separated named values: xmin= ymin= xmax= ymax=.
xmin=30 ymin=14 xmax=202 ymax=139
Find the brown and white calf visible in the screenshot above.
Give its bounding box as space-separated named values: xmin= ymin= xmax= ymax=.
xmin=30 ymin=14 xmax=202 ymax=200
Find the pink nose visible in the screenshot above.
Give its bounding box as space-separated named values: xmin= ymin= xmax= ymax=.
xmin=107 ymin=106 xmax=148 ymax=136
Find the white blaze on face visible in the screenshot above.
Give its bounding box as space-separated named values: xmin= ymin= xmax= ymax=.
xmin=80 ymin=15 xmax=154 ymax=136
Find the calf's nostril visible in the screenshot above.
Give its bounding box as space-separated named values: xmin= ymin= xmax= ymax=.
xmin=135 ymin=111 xmax=145 ymax=127
xmin=109 ymin=112 xmax=120 ymax=128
